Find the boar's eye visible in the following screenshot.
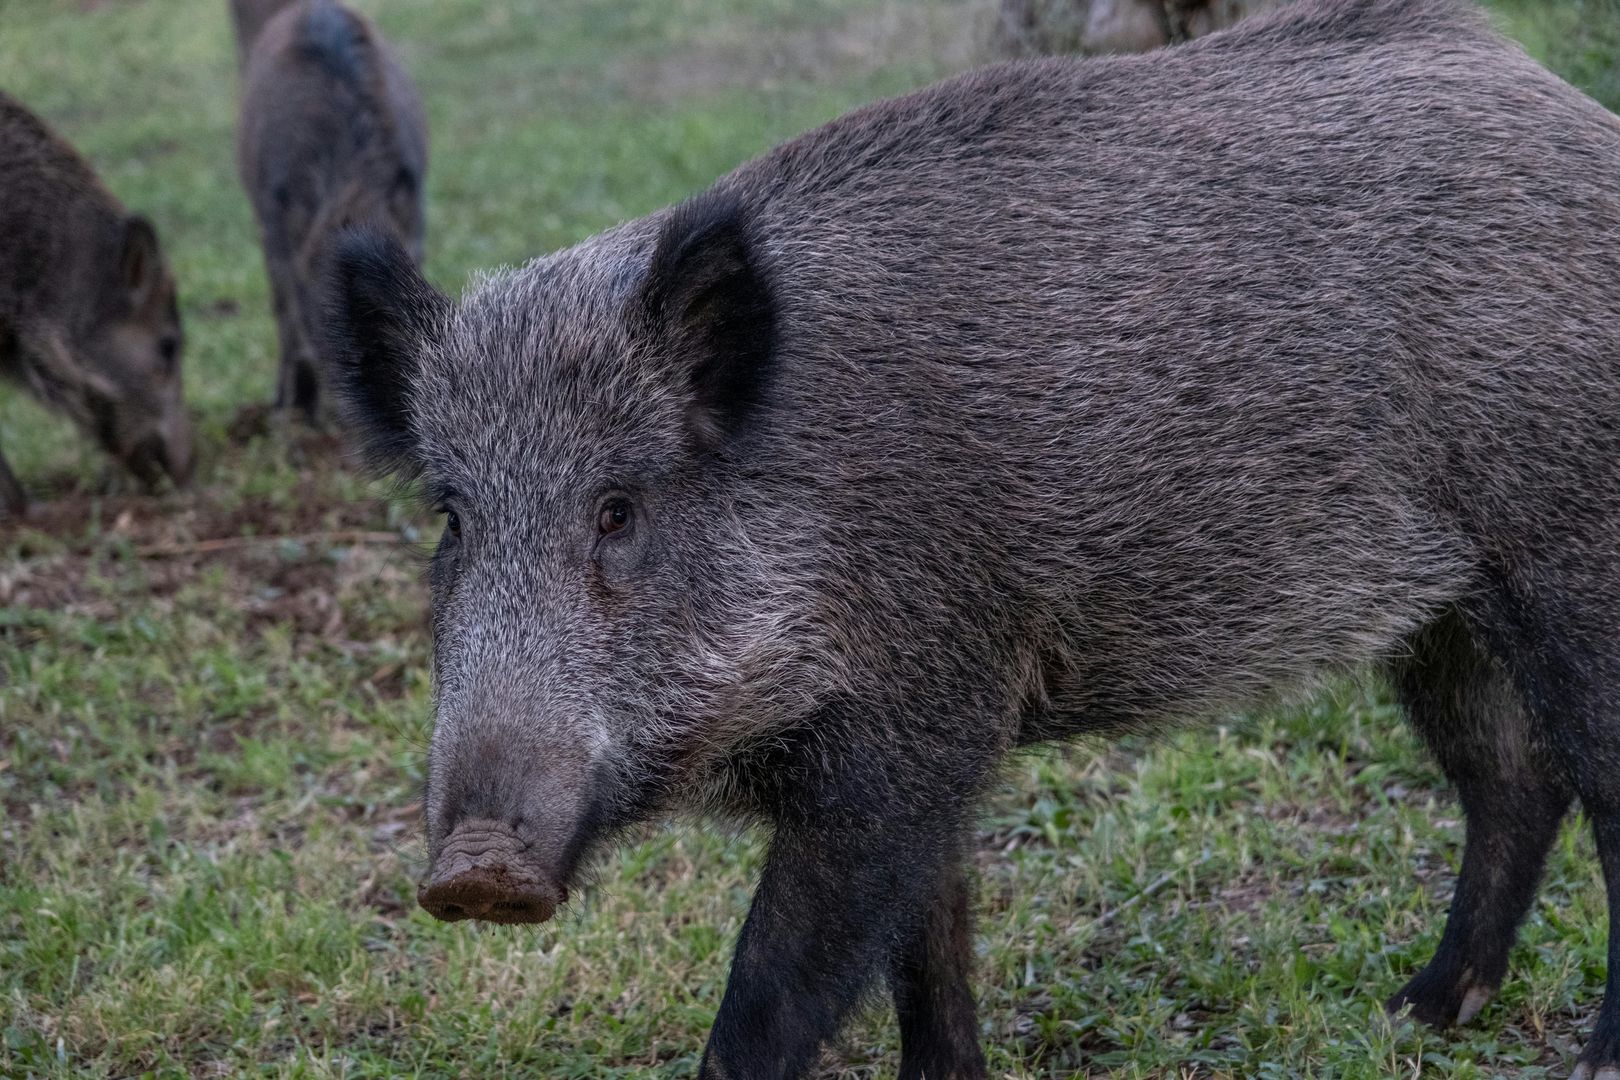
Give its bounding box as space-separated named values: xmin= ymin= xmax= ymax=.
xmin=443 ymin=508 xmax=462 ymax=540
xmin=158 ymin=335 xmax=180 ymax=374
xmin=597 ymin=497 xmax=632 ymax=537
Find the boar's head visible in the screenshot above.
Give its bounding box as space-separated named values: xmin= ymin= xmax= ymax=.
xmin=325 ymin=193 xmax=802 ymax=925
xmin=77 ymin=215 xmax=192 ymax=488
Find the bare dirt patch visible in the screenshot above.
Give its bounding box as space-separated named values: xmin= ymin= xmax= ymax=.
xmin=8 ymin=414 xmax=364 ymax=549
xmin=0 ymin=432 xmax=431 ymax=651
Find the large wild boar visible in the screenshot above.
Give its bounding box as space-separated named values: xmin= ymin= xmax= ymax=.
xmin=238 ymin=0 xmax=426 ymax=422
xmin=0 ymin=92 xmax=192 ymax=517
xmin=325 ymin=0 xmax=1620 ymax=1075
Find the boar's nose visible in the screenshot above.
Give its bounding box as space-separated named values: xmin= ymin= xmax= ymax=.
xmin=124 ymin=433 xmax=169 ymax=488
xmin=161 ymin=411 xmax=195 ymax=487
xmin=419 ymin=867 xmax=559 ymax=924
xmin=418 ymin=818 xmax=566 ymax=925
xmin=164 ymin=430 xmax=194 ymax=487
xmin=124 ymin=427 xmax=193 ymax=489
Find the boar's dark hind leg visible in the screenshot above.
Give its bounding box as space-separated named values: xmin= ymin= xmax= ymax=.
xmin=1386 ymin=609 xmax=1572 ymax=1028
xmin=1483 ymin=565 xmax=1620 ymax=1080
xmin=1573 ymin=811 xmax=1620 ymax=1080
xmin=890 ymin=844 xmax=989 ymax=1080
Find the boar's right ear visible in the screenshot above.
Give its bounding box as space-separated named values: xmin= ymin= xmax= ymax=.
xmin=120 ymin=215 xmax=164 ymax=311
xmin=324 ymin=226 xmax=449 ymax=475
xmin=638 ymin=192 xmax=775 ymax=451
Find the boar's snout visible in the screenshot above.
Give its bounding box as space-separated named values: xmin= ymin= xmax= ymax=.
xmin=161 ymin=424 xmax=195 ymax=487
xmin=123 ymin=414 xmax=194 ymax=490
xmin=418 ymin=818 xmax=567 ymax=925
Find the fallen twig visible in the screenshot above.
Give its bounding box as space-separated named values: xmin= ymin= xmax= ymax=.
xmin=1090 ymin=851 xmax=1217 ymax=930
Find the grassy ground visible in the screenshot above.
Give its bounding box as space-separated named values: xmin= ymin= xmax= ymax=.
xmin=2 ymin=0 xmax=1617 ymax=1076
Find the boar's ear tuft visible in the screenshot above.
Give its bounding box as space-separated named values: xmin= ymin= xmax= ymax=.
xmin=639 ymin=192 xmax=775 ymax=450
xmin=324 ymin=226 xmax=449 ymax=476
xmin=120 ymin=215 xmax=164 ymax=311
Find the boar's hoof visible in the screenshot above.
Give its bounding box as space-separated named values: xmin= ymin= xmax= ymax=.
xmin=1569 ymin=1066 xmax=1620 ymax=1080
xmin=419 ymin=863 xmax=564 ymax=924
xmin=1454 ymin=986 xmax=1492 ymax=1025
xmin=1385 ymin=967 xmax=1494 ymax=1029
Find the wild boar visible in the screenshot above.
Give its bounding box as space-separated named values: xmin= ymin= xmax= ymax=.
xmin=325 ymin=0 xmax=1620 ymax=1076
xmin=0 ymin=92 xmax=191 ymax=517
xmin=238 ymin=0 xmax=426 ymax=423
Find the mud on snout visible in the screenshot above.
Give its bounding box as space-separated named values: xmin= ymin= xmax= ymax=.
xmin=416 ymin=751 xmax=614 ymax=927
xmin=417 ymin=817 xmax=569 ymax=925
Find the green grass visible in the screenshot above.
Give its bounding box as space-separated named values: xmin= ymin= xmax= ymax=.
xmin=1 ymin=0 xmax=1617 ymax=1076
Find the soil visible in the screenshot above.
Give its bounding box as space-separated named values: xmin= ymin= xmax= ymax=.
xmin=0 ymin=414 xmax=431 ymax=647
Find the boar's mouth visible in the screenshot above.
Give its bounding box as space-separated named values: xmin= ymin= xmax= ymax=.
xmin=125 ymin=437 xmax=193 ymax=490
xmin=123 ymin=435 xmax=170 ymax=488
xmin=418 ymin=818 xmax=570 ymax=925
xmin=111 ymin=414 xmax=194 ymax=490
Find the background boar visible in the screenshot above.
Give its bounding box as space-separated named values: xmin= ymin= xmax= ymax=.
xmin=326 ymin=0 xmax=1620 ymax=1076
xmin=238 ymin=0 xmax=426 ymax=423
xmin=0 ymin=91 xmax=192 ymax=518
xmin=992 ymin=0 xmax=1290 ymax=57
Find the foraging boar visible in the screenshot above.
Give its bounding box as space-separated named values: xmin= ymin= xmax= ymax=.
xmin=229 ymin=0 xmax=296 ymax=64
xmin=238 ymin=0 xmax=426 ymax=423
xmin=0 ymin=92 xmax=191 ymax=517
xmin=326 ymin=0 xmax=1620 ymax=1075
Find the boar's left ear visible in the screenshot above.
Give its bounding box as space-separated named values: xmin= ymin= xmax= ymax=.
xmin=638 ymin=192 xmax=775 ymax=450
xmin=324 ymin=226 xmax=450 ymax=475
xmin=120 ymin=215 xmax=164 ymax=310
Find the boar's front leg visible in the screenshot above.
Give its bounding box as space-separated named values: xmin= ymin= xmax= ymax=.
xmin=890 ymin=851 xmax=989 ymax=1080
xmin=0 ymin=441 xmax=25 ymax=518
xmin=701 ymin=742 xmax=991 ymax=1080
xmin=262 ymin=238 xmax=320 ymax=421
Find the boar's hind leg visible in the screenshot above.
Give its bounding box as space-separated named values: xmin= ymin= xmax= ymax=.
xmin=1483 ymin=568 xmax=1620 ymax=1080
xmin=1572 ymin=806 xmax=1620 ymax=1080
xmin=890 ymin=847 xmax=988 ymax=1080
xmin=1387 ymin=609 xmax=1572 ymax=1029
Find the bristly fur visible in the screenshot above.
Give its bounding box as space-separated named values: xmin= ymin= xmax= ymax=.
xmin=328 ymin=0 xmax=1620 ymax=1076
